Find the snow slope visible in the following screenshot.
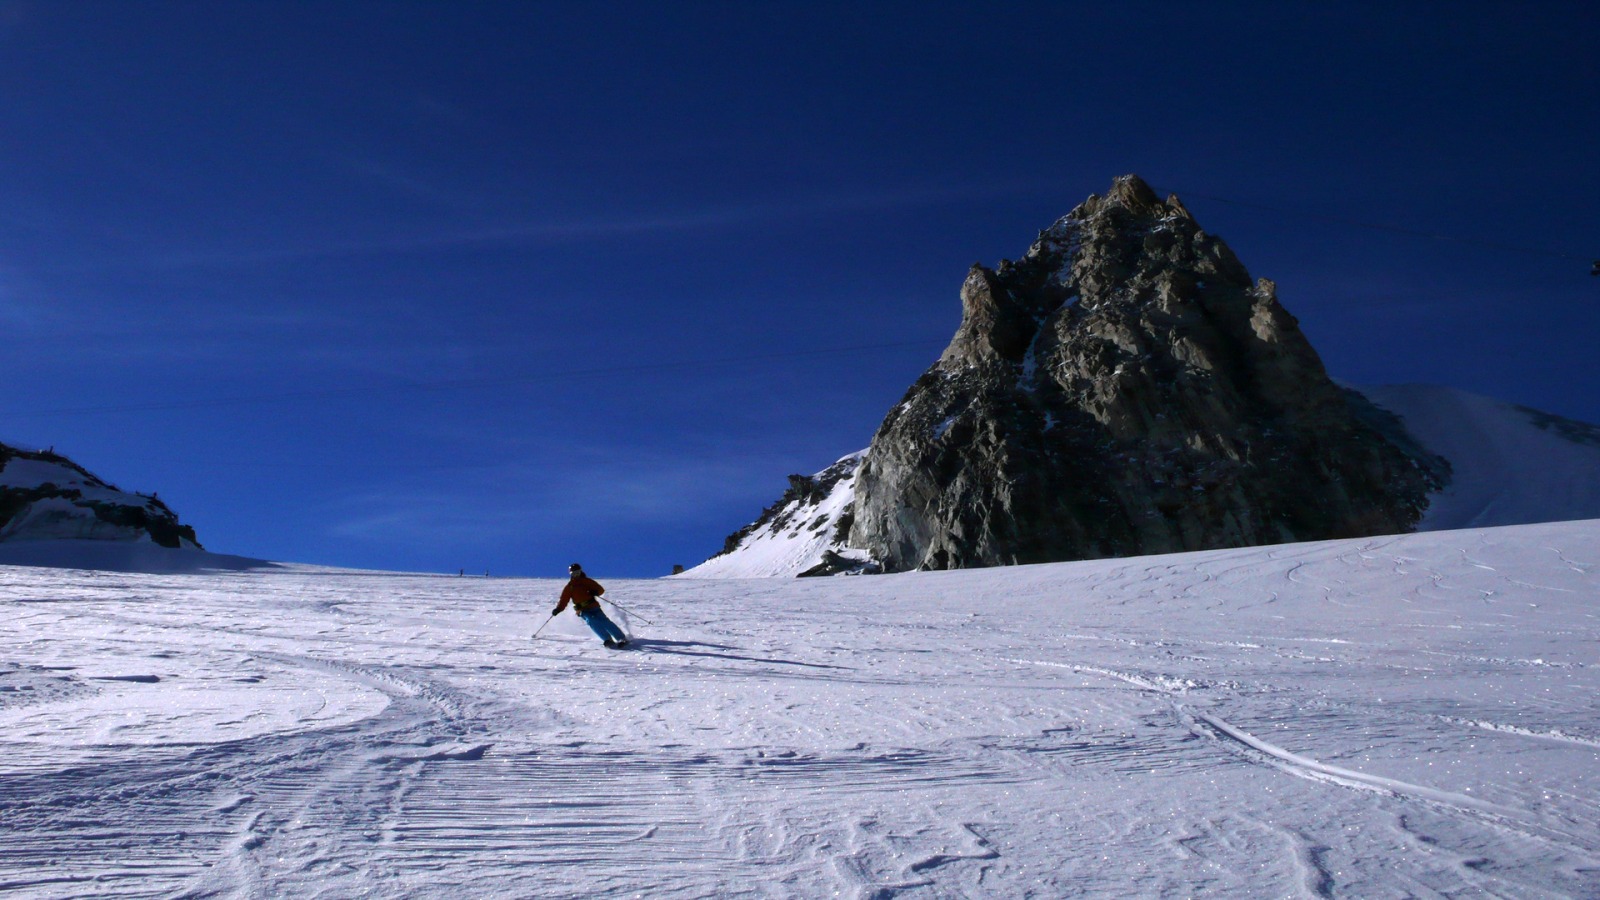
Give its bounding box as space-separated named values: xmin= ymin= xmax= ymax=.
xmin=1363 ymin=384 xmax=1600 ymax=532
xmin=686 ymin=452 xmax=867 ymax=579
xmin=693 ymin=384 xmax=1600 ymax=578
xmin=3 ymin=519 xmax=1598 ymax=897
xmin=0 ymin=539 xmax=275 ymax=574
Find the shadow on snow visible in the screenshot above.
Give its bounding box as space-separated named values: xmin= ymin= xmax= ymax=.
xmin=626 ymin=638 xmax=848 ymax=670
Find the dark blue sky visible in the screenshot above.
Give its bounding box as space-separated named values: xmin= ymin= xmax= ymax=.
xmin=2 ymin=2 xmax=1596 ymax=576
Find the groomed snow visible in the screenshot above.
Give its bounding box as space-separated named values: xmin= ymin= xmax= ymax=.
xmin=4 ymin=520 xmax=1599 ymax=896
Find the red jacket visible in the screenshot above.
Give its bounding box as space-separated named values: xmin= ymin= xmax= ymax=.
xmin=556 ymin=575 xmax=605 ymax=614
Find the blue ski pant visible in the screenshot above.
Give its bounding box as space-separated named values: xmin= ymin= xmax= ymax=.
xmin=579 ymin=608 xmax=627 ymax=643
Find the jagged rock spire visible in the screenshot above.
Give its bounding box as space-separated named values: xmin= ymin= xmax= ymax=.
xmin=848 ymin=175 xmax=1437 ymax=572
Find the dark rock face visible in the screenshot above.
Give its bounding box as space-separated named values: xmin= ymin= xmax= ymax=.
xmin=849 ymin=175 xmax=1441 ymax=572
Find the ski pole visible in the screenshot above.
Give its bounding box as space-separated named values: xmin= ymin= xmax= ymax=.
xmin=531 ymin=612 xmax=556 ymax=640
xmin=600 ymin=595 xmax=654 ymax=625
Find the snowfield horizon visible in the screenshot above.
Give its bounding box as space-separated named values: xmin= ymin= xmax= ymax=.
xmin=3 ymin=519 xmax=1599 ymax=896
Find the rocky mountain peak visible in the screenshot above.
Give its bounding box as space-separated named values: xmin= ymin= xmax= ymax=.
xmin=847 ymin=175 xmax=1441 ymax=571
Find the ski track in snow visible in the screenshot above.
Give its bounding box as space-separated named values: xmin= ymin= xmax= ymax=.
xmin=2 ymin=520 xmax=1600 ymax=897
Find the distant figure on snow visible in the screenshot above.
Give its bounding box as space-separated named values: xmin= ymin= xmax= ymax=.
xmin=553 ymin=563 xmax=629 ymax=648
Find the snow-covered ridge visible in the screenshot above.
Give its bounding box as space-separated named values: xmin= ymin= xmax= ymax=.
xmin=0 ymin=443 xmax=200 ymax=550
xmin=699 ymin=384 xmax=1600 ymax=577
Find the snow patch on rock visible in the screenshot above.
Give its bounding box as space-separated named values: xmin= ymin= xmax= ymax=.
xmin=681 ymin=452 xmax=875 ymax=578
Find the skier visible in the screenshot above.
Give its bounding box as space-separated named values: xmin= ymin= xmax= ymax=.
xmin=553 ymin=563 xmax=629 ymax=648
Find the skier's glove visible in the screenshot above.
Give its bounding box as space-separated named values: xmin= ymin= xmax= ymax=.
xmin=551 ymin=606 xmax=562 ymax=616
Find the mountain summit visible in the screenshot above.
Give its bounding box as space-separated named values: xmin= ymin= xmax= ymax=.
xmin=846 ymin=175 xmax=1442 ymax=571
xmin=695 ymin=175 xmax=1479 ymax=576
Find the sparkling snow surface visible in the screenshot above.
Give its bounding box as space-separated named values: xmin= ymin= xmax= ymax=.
xmin=4 ymin=521 xmax=1600 ymax=897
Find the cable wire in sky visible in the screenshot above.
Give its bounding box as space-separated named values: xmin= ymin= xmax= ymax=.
xmin=2 ymin=339 xmax=950 ymax=420
xmin=7 ymin=188 xmax=1590 ymax=425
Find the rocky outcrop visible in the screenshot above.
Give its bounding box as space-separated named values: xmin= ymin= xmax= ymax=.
xmin=0 ymin=443 xmax=201 ymax=549
xmin=847 ymin=175 xmax=1442 ymax=571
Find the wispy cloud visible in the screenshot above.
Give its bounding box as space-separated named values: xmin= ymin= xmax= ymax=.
xmin=138 ymin=174 xmax=1077 ymax=271
xmin=2 ymin=297 xmax=355 ymax=363
xmin=318 ymin=446 xmax=795 ymax=549
xmin=337 ymin=155 xmax=498 ymax=215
